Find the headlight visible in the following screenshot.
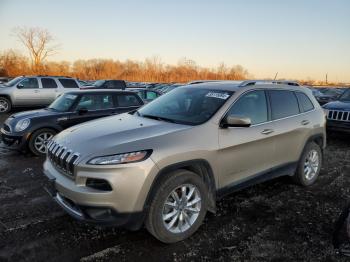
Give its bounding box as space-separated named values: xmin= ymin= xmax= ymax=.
xmin=15 ymin=119 xmax=30 ymax=132
xmin=88 ymin=150 xmax=152 ymax=165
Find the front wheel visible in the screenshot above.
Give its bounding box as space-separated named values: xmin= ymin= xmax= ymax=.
xmin=145 ymin=169 xmax=208 ymax=243
xmin=28 ymin=128 xmax=56 ymax=156
xmin=293 ymin=142 xmax=322 ymax=186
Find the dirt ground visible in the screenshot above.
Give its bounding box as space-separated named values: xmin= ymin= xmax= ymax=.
xmin=0 ymin=112 xmax=350 ymax=262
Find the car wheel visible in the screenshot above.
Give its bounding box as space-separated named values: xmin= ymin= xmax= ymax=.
xmin=0 ymin=97 xmax=12 ymax=113
xmin=28 ymin=128 xmax=56 ymax=156
xmin=145 ymin=169 xmax=208 ymax=243
xmin=293 ymin=142 xmax=322 ymax=186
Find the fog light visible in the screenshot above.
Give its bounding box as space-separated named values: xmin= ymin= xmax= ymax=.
xmin=86 ymin=178 xmax=112 ymax=191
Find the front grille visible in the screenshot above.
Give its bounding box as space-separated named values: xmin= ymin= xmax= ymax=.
xmin=327 ymin=110 xmax=350 ymax=122
xmin=3 ymin=124 xmax=11 ymax=132
xmin=47 ymin=141 xmax=80 ymax=178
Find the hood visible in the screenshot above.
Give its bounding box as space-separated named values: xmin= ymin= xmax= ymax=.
xmin=10 ymin=108 xmax=58 ymax=120
xmin=0 ymin=84 xmax=10 ymax=89
xmin=54 ymin=113 xmax=192 ymax=160
xmin=323 ymin=100 xmax=350 ymax=110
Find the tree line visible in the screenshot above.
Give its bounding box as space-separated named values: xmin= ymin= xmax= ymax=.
xmin=0 ymin=49 xmax=249 ymax=82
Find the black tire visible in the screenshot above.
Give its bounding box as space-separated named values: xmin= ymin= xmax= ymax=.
xmin=293 ymin=142 xmax=322 ymax=186
xmin=0 ymin=96 xmax=12 ymax=114
xmin=145 ymin=169 xmax=208 ymax=243
xmin=28 ymin=128 xmax=56 ymax=156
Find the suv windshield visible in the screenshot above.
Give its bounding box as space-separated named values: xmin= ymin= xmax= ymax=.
xmin=49 ymin=93 xmax=78 ymax=112
xmin=137 ymin=87 xmax=233 ymax=125
xmin=3 ymin=76 xmax=23 ymax=87
xmin=339 ymin=89 xmax=350 ymax=102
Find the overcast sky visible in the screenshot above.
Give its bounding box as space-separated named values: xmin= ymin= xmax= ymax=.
xmin=0 ymin=0 xmax=349 ymax=82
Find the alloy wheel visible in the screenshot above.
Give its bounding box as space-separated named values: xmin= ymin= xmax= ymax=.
xmin=34 ymin=132 xmax=54 ymax=154
xmin=162 ymin=184 xmax=202 ymax=234
xmin=0 ymin=99 xmax=9 ymax=113
xmin=304 ymin=149 xmax=320 ymax=180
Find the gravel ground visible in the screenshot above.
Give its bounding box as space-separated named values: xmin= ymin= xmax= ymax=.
xmin=0 ymin=112 xmax=350 ymax=262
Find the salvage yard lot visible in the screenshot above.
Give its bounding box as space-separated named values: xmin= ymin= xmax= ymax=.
xmin=0 ymin=112 xmax=350 ymax=262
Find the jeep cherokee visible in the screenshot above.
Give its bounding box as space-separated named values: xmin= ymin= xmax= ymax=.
xmin=323 ymin=88 xmax=350 ymax=133
xmin=43 ymin=82 xmax=326 ymax=243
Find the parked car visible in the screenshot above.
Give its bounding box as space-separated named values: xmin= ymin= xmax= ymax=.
xmin=323 ymin=88 xmax=350 ymax=133
xmin=0 ymin=77 xmax=11 ymax=84
xmin=0 ymin=76 xmax=81 ymax=113
xmin=158 ymin=83 xmax=183 ymax=94
xmin=44 ymin=83 xmax=325 ymax=243
xmin=128 ymin=88 xmax=161 ymax=103
xmin=77 ymin=79 xmax=90 ymax=86
xmin=308 ymin=87 xmax=323 ymax=98
xmin=81 ymin=80 xmax=126 ymax=90
xmin=0 ymin=90 xmax=143 ymax=155
xmin=314 ymin=88 xmax=345 ymax=105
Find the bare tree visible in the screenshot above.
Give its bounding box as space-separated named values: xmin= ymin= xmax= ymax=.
xmin=13 ymin=26 xmax=59 ymax=73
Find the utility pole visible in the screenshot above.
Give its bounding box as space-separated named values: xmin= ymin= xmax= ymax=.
xmin=326 ymin=73 xmax=328 ymax=85
xmin=274 ymin=72 xmax=278 ymax=80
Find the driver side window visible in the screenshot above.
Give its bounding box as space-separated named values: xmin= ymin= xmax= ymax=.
xmin=18 ymin=78 xmax=39 ymax=89
xmin=227 ymin=90 xmax=268 ymax=125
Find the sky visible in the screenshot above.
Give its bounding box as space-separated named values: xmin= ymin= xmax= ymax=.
xmin=0 ymin=0 xmax=349 ymax=82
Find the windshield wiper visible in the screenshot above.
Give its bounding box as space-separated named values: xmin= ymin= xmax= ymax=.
xmin=141 ymin=114 xmax=177 ymax=123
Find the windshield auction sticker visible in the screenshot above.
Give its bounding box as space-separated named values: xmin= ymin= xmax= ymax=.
xmin=206 ymin=92 xmax=230 ymax=100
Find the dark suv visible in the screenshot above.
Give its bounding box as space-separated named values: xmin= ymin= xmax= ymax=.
xmin=323 ymin=88 xmax=350 ymax=133
xmin=0 ymin=90 xmax=143 ymax=155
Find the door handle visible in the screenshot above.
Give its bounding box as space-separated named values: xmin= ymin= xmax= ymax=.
xmin=261 ymin=129 xmax=274 ymax=135
xmin=301 ymin=120 xmax=310 ymax=126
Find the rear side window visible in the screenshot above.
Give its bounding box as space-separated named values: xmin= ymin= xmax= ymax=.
xmin=295 ymin=92 xmax=314 ymax=112
xmin=117 ymin=94 xmax=142 ymax=107
xmin=269 ymin=90 xmax=300 ymax=120
xmin=59 ymin=79 xmax=79 ymax=88
xmin=41 ymin=78 xmax=58 ymax=89
xmin=75 ymin=94 xmax=115 ymax=110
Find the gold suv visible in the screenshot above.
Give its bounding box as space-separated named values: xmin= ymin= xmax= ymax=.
xmin=44 ymin=82 xmax=326 ymax=243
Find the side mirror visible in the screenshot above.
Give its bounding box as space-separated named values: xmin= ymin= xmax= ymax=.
xmin=77 ymin=108 xmax=88 ymax=115
xmin=17 ymin=83 xmax=24 ymax=89
xmin=221 ymin=114 xmax=251 ymax=128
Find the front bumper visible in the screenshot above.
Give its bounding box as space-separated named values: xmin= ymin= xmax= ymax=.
xmin=327 ymin=120 xmax=350 ymax=133
xmin=44 ymin=176 xmax=143 ymax=228
xmin=0 ymin=128 xmax=28 ymax=149
xmin=43 ymin=157 xmax=159 ymax=229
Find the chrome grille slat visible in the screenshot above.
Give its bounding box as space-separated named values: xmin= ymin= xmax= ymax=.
xmin=327 ymin=110 xmax=350 ymax=122
xmin=47 ymin=142 xmax=80 ymax=178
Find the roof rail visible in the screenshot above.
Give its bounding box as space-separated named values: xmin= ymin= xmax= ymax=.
xmin=238 ymin=80 xmax=300 ymax=87
xmin=36 ymin=75 xmax=72 ymax=78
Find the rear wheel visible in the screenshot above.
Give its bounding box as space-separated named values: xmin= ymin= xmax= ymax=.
xmin=293 ymin=142 xmax=322 ymax=186
xmin=28 ymin=128 xmax=56 ymax=156
xmin=0 ymin=97 xmax=11 ymax=113
xmin=145 ymin=169 xmax=208 ymax=243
